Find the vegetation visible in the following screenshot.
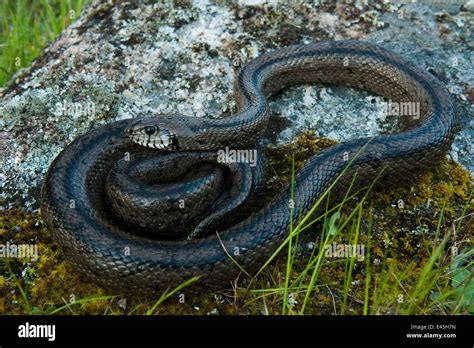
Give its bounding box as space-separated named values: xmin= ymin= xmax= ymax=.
xmin=0 ymin=0 xmax=91 ymax=86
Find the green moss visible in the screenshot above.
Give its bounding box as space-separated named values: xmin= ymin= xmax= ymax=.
xmin=263 ymin=131 xmax=337 ymax=191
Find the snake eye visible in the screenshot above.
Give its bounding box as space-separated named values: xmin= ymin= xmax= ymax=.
xmin=144 ymin=126 xmax=158 ymax=135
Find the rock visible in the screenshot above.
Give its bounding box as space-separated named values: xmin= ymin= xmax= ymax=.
xmin=461 ymin=0 xmax=474 ymax=13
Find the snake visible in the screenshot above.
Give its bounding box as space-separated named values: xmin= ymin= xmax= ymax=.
xmin=40 ymin=40 xmax=458 ymax=294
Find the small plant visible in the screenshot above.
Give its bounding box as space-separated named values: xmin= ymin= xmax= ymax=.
xmin=0 ymin=0 xmax=92 ymax=86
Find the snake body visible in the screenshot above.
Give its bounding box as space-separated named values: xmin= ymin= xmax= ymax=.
xmin=40 ymin=41 xmax=458 ymax=293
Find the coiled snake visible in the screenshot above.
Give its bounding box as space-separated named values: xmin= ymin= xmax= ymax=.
xmin=40 ymin=41 xmax=458 ymax=293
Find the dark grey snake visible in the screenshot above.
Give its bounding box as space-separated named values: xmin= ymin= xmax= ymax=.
xmin=40 ymin=40 xmax=458 ymax=294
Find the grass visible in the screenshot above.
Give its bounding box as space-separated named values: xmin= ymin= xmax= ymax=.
xmin=0 ymin=0 xmax=92 ymax=87
xmin=246 ymin=150 xmax=471 ymax=315
xmin=145 ymin=276 xmax=201 ymax=315
xmin=243 ymin=175 xmax=472 ymax=315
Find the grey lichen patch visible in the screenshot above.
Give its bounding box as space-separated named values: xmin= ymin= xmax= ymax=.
xmin=269 ymin=86 xmax=403 ymax=144
xmin=368 ymin=2 xmax=473 ymax=172
xmin=0 ymin=0 xmax=472 ymax=210
xmin=1 ymin=55 xmax=119 ymax=209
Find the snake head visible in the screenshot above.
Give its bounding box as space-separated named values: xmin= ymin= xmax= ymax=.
xmin=125 ymin=116 xmax=182 ymax=150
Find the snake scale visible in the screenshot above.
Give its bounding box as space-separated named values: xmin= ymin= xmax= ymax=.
xmin=40 ymin=40 xmax=458 ymax=294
